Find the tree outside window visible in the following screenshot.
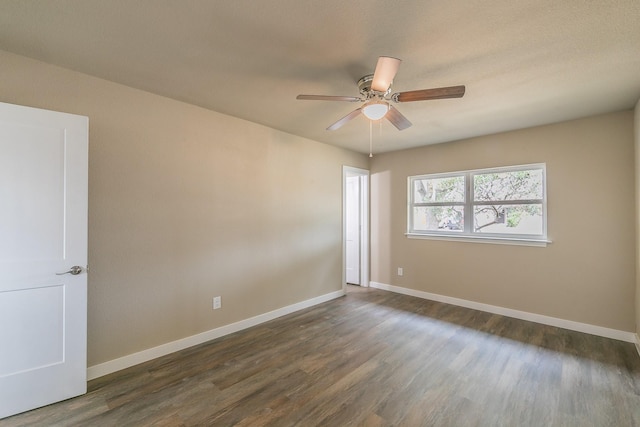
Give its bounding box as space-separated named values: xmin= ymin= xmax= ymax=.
xmin=408 ymin=164 xmax=546 ymax=241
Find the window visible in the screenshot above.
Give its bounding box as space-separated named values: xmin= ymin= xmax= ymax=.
xmin=408 ymin=164 xmax=547 ymax=244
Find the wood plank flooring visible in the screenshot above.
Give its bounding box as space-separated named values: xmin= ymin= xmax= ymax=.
xmin=3 ymin=285 xmax=640 ymax=426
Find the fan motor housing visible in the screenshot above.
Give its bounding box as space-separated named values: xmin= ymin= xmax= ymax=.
xmin=358 ymin=74 xmax=391 ymax=99
xmin=357 ymin=74 xmax=374 ymax=96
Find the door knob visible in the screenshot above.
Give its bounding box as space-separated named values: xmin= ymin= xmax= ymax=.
xmin=56 ymin=266 xmax=83 ymax=275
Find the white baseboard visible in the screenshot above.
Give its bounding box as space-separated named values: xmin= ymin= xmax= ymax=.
xmin=636 ymin=334 xmax=640 ymax=358
xmin=87 ymin=289 xmax=345 ymax=380
xmin=370 ymin=282 xmax=637 ymax=344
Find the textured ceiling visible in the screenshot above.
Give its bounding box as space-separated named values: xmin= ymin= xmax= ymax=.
xmin=0 ymin=0 xmax=639 ymax=154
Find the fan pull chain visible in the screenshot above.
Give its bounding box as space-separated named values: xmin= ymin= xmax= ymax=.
xmin=369 ymin=120 xmax=373 ymax=158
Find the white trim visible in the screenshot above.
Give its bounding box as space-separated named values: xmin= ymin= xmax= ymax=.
xmin=635 ymin=333 xmax=640 ymax=358
xmin=87 ymin=289 xmax=345 ymax=380
xmin=406 ymin=233 xmax=551 ymax=247
xmin=370 ymin=282 xmax=636 ymax=343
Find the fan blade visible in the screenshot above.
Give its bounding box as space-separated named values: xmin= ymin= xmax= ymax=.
xmin=297 ymin=94 xmax=362 ymax=102
xmin=386 ymin=105 xmax=412 ymax=130
xmin=393 ymin=85 xmax=465 ymax=103
xmin=371 ymin=56 xmax=401 ymax=93
xmin=327 ymin=108 xmax=362 ymax=131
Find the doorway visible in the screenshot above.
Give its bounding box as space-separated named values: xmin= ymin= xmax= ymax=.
xmin=343 ymin=166 xmax=369 ymax=291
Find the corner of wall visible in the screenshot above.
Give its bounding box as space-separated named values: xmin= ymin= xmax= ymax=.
xmin=635 ymin=98 xmax=640 ymax=340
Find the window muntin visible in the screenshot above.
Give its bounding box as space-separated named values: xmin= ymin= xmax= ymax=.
xmin=408 ymin=164 xmax=546 ymax=241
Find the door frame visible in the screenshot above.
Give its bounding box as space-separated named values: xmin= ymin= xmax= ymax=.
xmin=342 ymin=166 xmax=369 ymax=293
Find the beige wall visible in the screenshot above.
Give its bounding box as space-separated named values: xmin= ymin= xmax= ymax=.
xmin=635 ymin=98 xmax=640 ymax=336
xmin=0 ymin=50 xmax=368 ymax=365
xmin=371 ymin=111 xmax=636 ymax=331
xmin=1 ymin=47 xmax=636 ymax=368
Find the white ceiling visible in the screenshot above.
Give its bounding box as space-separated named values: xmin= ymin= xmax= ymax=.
xmin=0 ymin=0 xmax=639 ymax=154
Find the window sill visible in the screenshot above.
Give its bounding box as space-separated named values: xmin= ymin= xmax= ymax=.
xmin=405 ymin=233 xmax=551 ymax=247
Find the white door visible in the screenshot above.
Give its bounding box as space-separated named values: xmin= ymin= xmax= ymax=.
xmin=0 ymin=102 xmax=88 ymax=419
xmin=345 ymin=175 xmax=360 ymax=285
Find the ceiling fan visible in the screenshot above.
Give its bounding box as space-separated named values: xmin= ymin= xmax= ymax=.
xmin=297 ymin=56 xmax=465 ymax=131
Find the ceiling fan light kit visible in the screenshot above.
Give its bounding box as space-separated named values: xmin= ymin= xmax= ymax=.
xmin=362 ymin=100 xmax=389 ymax=120
xmin=297 ymin=56 xmax=465 ymax=132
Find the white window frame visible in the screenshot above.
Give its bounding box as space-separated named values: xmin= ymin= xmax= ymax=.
xmin=406 ymin=163 xmax=550 ymax=247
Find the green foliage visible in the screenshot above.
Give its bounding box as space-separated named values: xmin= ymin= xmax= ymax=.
xmin=415 ymin=176 xmax=464 ymax=203
xmin=414 ymin=167 xmax=544 ymax=234
xmin=474 ymin=169 xmax=543 ymax=202
xmin=506 ymin=210 xmax=522 ymax=228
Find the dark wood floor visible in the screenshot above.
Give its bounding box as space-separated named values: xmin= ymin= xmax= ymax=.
xmin=3 ymin=285 xmax=640 ymax=426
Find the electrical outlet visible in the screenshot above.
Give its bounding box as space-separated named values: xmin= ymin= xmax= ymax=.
xmin=213 ymin=296 xmax=221 ymax=310
xmin=397 ymin=267 xmax=403 ymax=276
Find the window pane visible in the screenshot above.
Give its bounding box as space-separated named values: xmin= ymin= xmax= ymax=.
xmin=474 ymin=169 xmax=543 ymax=201
xmin=474 ymin=204 xmax=543 ymax=234
xmin=413 ymin=206 xmax=464 ymax=232
xmin=413 ymin=176 xmax=464 ymax=203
